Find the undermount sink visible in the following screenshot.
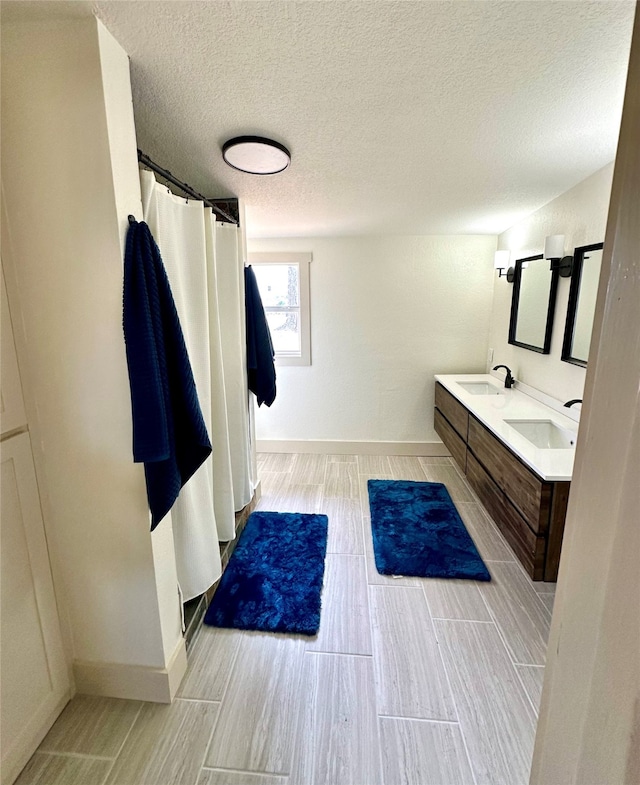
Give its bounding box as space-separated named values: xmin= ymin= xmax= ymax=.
xmin=457 ymin=381 xmax=504 ymax=396
xmin=505 ymin=419 xmax=577 ymax=450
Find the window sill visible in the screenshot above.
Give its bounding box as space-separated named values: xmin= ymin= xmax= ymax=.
xmin=275 ymin=354 xmax=310 ymax=367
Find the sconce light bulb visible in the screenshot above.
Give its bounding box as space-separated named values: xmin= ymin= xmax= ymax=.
xmin=544 ymin=234 xmax=565 ymax=261
xmin=494 ymin=250 xmax=511 ymax=270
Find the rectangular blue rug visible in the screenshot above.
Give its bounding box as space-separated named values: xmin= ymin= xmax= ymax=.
xmin=204 ymin=511 xmax=329 ymax=635
xmin=367 ymin=479 xmax=490 ymax=581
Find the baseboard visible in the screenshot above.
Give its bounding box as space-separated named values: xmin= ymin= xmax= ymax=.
xmin=73 ymin=637 xmax=187 ymax=704
xmin=256 ymin=440 xmax=450 ymax=457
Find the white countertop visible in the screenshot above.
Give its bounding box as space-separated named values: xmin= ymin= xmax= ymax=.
xmin=434 ymin=374 xmax=578 ymax=482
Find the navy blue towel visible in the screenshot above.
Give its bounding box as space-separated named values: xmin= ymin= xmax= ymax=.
xmin=245 ymin=265 xmax=276 ymax=407
xmin=123 ymin=219 xmax=212 ymax=530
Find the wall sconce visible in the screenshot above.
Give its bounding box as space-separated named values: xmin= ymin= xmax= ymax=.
xmin=544 ymin=234 xmax=573 ymax=277
xmin=494 ymin=250 xmax=515 ymax=282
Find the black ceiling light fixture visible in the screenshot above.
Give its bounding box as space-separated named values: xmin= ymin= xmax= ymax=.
xmin=222 ymin=135 xmax=291 ymax=175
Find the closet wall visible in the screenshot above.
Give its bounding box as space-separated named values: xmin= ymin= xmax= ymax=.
xmin=1 ymin=16 xmax=185 ymax=703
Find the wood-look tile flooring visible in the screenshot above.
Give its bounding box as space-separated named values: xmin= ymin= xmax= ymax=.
xmin=18 ymin=454 xmax=555 ymax=785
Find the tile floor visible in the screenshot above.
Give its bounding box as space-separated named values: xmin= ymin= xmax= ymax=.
xmin=16 ymin=454 xmax=556 ymax=785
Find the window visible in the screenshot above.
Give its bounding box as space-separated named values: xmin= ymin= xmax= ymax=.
xmin=248 ymin=252 xmax=311 ymax=366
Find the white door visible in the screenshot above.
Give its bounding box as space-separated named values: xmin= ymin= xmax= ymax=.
xmin=0 ymin=433 xmax=71 ymax=784
xmin=1 ymin=265 xmax=71 ymax=784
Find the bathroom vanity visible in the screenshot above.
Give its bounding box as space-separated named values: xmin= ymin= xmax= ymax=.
xmin=434 ymin=374 xmax=578 ymax=581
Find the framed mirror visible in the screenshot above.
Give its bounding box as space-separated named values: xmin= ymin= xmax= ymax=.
xmin=508 ymin=254 xmax=559 ymax=354
xmin=562 ymin=242 xmax=603 ymax=367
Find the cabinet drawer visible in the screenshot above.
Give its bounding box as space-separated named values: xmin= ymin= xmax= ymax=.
xmin=434 ymin=408 xmax=467 ymax=473
xmin=468 ymin=416 xmax=551 ymax=533
xmin=466 ymin=452 xmax=546 ymax=581
xmin=434 ymin=383 xmax=469 ymax=441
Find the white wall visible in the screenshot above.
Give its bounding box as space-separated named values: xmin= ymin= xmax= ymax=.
xmin=1 ymin=17 xmax=184 ymax=699
xmin=248 ymin=235 xmax=496 ymax=446
xmin=96 ymin=20 xmax=184 ymax=669
xmin=488 ymin=164 xmax=614 ymax=404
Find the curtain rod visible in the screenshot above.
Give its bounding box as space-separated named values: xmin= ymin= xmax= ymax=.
xmin=137 ymin=149 xmax=238 ymax=225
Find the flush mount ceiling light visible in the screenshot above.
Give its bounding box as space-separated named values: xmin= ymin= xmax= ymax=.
xmin=222 ymin=136 xmax=291 ymax=175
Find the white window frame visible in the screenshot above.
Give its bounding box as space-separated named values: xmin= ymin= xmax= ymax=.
xmin=247 ymin=252 xmax=312 ymax=366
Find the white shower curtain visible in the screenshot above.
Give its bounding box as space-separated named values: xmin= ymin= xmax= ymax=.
xmin=141 ymin=170 xmax=253 ymax=600
xmin=215 ymin=224 xmax=254 ymax=510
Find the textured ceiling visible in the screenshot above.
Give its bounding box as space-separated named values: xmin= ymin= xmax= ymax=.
xmin=10 ymin=1 xmax=637 ymax=237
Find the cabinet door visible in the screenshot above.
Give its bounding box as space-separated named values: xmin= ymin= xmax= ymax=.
xmin=434 ymin=383 xmax=469 ymax=441
xmin=1 ymin=433 xmax=70 ymax=785
xmin=434 ymin=408 xmax=467 ymax=472
xmin=468 ymin=415 xmax=549 ymax=533
xmin=1 ymin=267 xmax=27 ymax=435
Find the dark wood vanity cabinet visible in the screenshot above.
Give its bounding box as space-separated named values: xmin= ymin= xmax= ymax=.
xmin=434 ymin=382 xmax=569 ymax=581
xmin=434 ymin=383 xmax=469 ymax=471
xmin=434 ymin=383 xmax=469 ymax=443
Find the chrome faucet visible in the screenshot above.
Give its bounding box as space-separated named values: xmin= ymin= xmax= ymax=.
xmin=493 ymin=365 xmax=515 ymax=388
xmin=564 ymin=399 xmax=582 ymax=408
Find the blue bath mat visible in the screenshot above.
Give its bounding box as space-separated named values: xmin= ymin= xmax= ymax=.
xmin=367 ymin=480 xmax=490 ymax=581
xmin=204 ymin=511 xmax=329 ymax=635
